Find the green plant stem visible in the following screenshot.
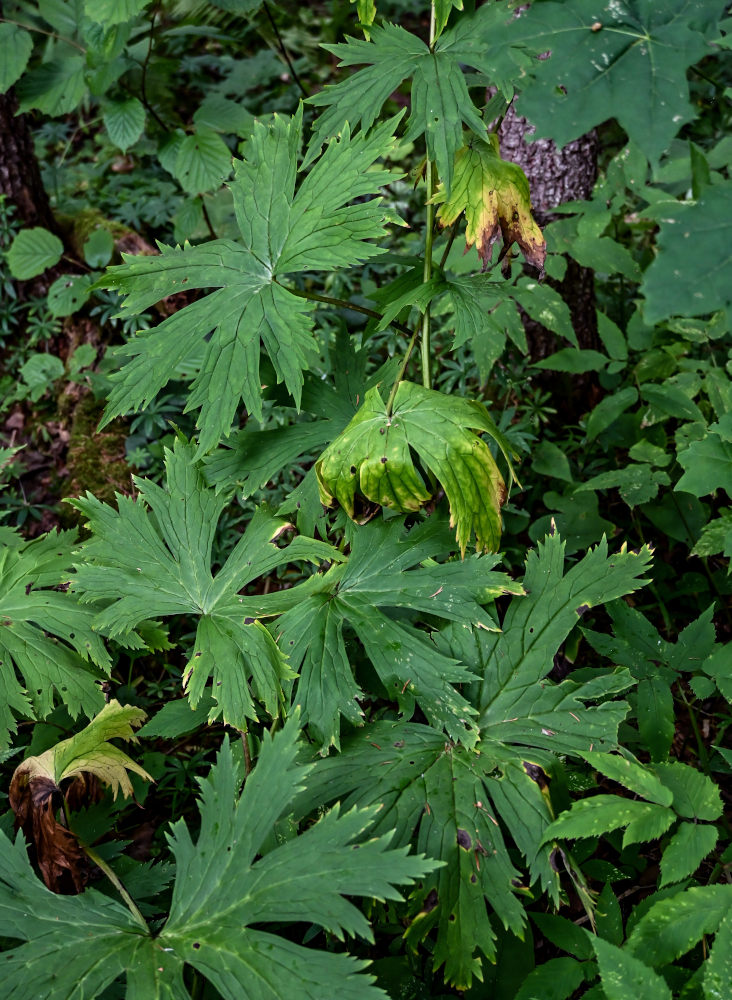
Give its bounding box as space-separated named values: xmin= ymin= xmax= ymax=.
xmin=438 ymin=215 xmax=461 ymax=270
xmin=420 ymin=3 xmax=437 ymax=391
xmin=83 ymin=842 xmax=149 ymax=931
xmin=279 ymin=283 xmax=413 ymax=337
xmin=386 ymin=321 xmax=421 ymax=416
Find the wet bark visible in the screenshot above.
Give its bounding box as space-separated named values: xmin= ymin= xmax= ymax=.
xmin=0 ymin=89 xmax=58 ymax=234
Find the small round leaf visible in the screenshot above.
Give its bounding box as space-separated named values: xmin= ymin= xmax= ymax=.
xmin=6 ymin=228 xmax=64 ymax=280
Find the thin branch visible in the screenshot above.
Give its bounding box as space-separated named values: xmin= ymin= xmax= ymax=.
xmin=139 ymin=6 xmax=168 ymax=132
xmin=262 ymin=1 xmax=308 ymax=98
xmin=0 ymin=17 xmax=85 ymax=52
xmin=201 ymin=199 xmax=219 ymax=240
xmin=279 ymin=283 xmax=413 ymax=338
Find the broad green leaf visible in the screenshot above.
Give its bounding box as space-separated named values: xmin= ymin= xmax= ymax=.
xmin=85 ymin=0 xmax=150 ymax=25
xmin=82 ymin=228 xmax=115 ymax=268
xmin=296 ymin=721 xmax=527 ymax=988
xmin=16 ymin=56 xmax=86 ymax=116
xmin=578 ymin=466 xmax=670 ymax=507
xmin=586 ymin=387 xmax=638 ymax=440
xmin=433 ymin=134 xmax=546 ymax=272
xmin=530 ymin=913 xmax=595 ymax=960
xmin=569 ymin=235 xmax=640 ymax=279
xmin=636 ymin=677 xmax=675 ymax=762
xmin=0 ymin=831 xmax=150 ymax=998
xmin=161 ymin=720 xmax=435 ymax=999
xmin=0 ymin=23 xmax=33 ymax=93
xmin=492 ymin=0 xmax=725 ymax=166
xmin=642 ymin=183 xmax=732 ymax=322
xmin=704 ymin=906 xmax=732 ymax=1000
xmin=308 ymin=8 xmax=518 ymax=191
xmin=660 ymin=821 xmax=718 ymax=886
xmin=99 ymin=110 xmax=401 ymax=450
xmin=478 ymin=531 xmax=652 ymax=718
xmin=316 ymin=381 xmax=512 ymax=555
xmin=0 ymin=719 xmax=434 ymax=1000
xmin=47 ymin=274 xmax=93 ymax=317
xmin=541 ymin=795 xmax=674 ymax=849
xmin=593 ymin=938 xmax=671 ymax=1000
xmin=6 ymin=227 xmax=64 ymax=280
xmin=534 ymin=349 xmax=609 ymax=373
xmin=581 ymin=752 xmax=673 ymax=806
xmin=626 ymin=884 xmax=732 ymax=967
xmin=138 ymin=695 xmax=215 ymax=739
xmin=193 ymin=93 xmax=254 ymax=136
xmin=596 ymin=882 xmax=623 ymax=945
xmin=511 ymin=279 xmax=577 ymax=347
xmin=70 ymin=439 xmax=341 ymax=729
xmin=676 ymin=427 xmax=732 ymax=498
xmin=652 ymin=761 xmax=723 ymax=821
xmin=278 ymin=514 xmax=518 ymax=749
xmin=103 ymin=97 xmax=146 ymax=152
xmin=0 ymin=529 xmax=109 ymax=748
xmin=514 ymin=956 xmax=586 ymax=1000
xmin=174 ymin=129 xmax=232 ymax=194
xmin=703 ymin=644 xmax=732 ymax=702
xmin=11 ymin=699 xmax=151 ymax=800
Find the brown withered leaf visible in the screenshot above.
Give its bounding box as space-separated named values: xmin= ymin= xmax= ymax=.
xmin=433 ymin=134 xmax=546 ymax=275
xmin=9 ymin=768 xmax=92 ymax=893
xmin=9 ymin=701 xmax=151 ymax=893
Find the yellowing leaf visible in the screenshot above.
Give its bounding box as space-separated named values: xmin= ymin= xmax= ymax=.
xmin=12 ymin=700 xmax=151 ymax=803
xmin=9 ymin=701 xmax=151 ymax=893
xmin=433 ymin=135 xmax=546 ymax=274
xmin=316 ymin=381 xmax=514 ymax=554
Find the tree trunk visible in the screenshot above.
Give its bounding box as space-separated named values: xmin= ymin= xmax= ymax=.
xmin=497 ymin=106 xmax=599 ymax=360
xmin=0 ymin=89 xmax=58 ymax=234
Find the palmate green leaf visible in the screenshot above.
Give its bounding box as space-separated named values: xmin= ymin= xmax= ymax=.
xmin=160 ymin=718 xmax=435 ymax=1000
xmin=297 ymin=529 xmax=649 ymax=987
xmin=70 ymin=439 xmax=341 ymax=729
xmin=295 ymin=721 xmax=527 ymax=989
xmin=0 ymin=830 xmax=153 ymax=1000
xmin=99 ymin=109 xmax=401 ymax=453
xmin=0 ymin=719 xmax=433 ymax=1000
xmin=641 ymin=183 xmax=732 ymax=322
xmin=490 ymin=0 xmax=725 ymax=166
xmin=316 ymin=380 xmax=514 ymax=555
xmin=307 ymin=7 xmax=521 ymax=192
xmin=278 ymin=513 xmax=520 ymax=750
xmin=0 ymin=529 xmax=109 ymax=749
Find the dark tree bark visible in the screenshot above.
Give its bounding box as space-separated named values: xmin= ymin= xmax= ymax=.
xmin=497 ymin=105 xmax=600 ymax=360
xmin=0 ymin=89 xmax=58 ymax=234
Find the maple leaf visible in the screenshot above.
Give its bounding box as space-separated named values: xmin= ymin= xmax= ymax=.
xmin=432 ymin=135 xmax=546 ymax=275
xmin=316 ymin=380 xmax=516 ymax=555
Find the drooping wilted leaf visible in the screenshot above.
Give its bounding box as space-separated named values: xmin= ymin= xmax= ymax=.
xmin=433 ymin=135 xmax=546 ymax=274
xmin=316 ymin=380 xmax=515 ymax=555
xmin=9 ymin=701 xmax=151 ymax=893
